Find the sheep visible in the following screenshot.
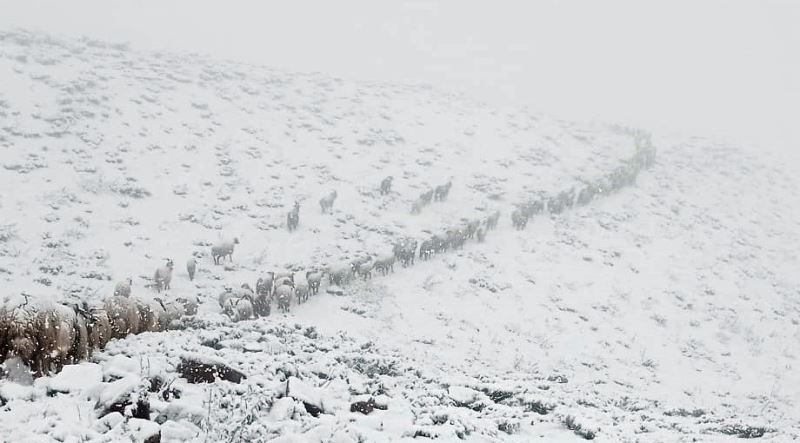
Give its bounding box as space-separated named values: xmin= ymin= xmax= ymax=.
xmin=222 ymin=297 xmax=254 ymax=322
xmin=104 ymin=295 xmax=141 ymax=339
xmin=355 ymin=261 xmax=374 ymax=280
xmin=33 ymin=305 xmax=78 ymax=374
xmin=70 ymin=304 xmax=90 ymax=362
xmin=547 ymin=196 xmax=563 ymax=214
xmin=420 ymin=189 xmax=434 ymax=206
xmin=295 ymin=281 xmax=310 ymax=304
xmin=0 ymin=306 xmax=45 ymax=376
xmin=410 ymin=199 xmax=423 ymax=215
xmin=486 ymin=210 xmax=500 ymax=230
xmin=273 ymin=276 xmax=294 ymax=294
xmin=82 ymin=303 xmax=112 ymax=352
xmin=186 ymin=258 xmax=197 ymax=281
xmin=328 ymin=263 xmax=352 ymax=286
xmin=154 ymin=259 xmax=175 ymax=293
xmin=306 ymin=270 xmax=323 ymax=295
xmin=374 ymin=254 xmax=396 ymax=275
xmin=511 ymin=208 xmax=529 ymax=230
xmin=476 ymin=227 xmax=486 ymax=243
xmin=114 ymin=278 xmax=133 ymax=297
xmin=135 ymin=297 xmax=164 ymax=333
xmin=287 ymin=201 xmax=300 ymax=232
xmin=256 ymin=274 xmax=274 ymax=298
xmin=393 ymin=239 xmax=417 ymax=267
xmin=155 ymin=298 xmax=186 ymax=329
xmin=177 ymin=296 xmax=199 ymax=316
xmin=419 ymin=240 xmax=435 ymax=260
xmin=218 ymin=287 xmax=235 ymax=308
xmin=274 ymin=284 xmax=294 ymax=313
xmin=447 ymin=229 xmax=466 ymax=250
xmin=253 ymin=279 xmax=272 ymax=317
xmin=465 ymin=219 xmax=481 ymax=239
xmin=211 ymin=238 xmax=240 ymax=265
xmin=319 ymin=190 xmax=338 ymax=213
xmin=380 ymin=176 xmax=393 ymax=195
xmin=2 ymin=305 xmax=42 ymax=375
xmin=434 ymin=181 xmax=452 ymax=201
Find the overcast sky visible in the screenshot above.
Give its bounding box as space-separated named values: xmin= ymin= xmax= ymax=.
xmin=1 ymin=0 xmax=798 ymax=150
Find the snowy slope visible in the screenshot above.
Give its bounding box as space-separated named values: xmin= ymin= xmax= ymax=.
xmin=1 ymin=30 xmax=799 ymax=442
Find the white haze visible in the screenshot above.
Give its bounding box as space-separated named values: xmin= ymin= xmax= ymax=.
xmin=1 ymin=0 xmax=798 ymax=152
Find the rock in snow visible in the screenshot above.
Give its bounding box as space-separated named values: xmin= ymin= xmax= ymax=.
xmin=177 ymin=354 xmax=246 ymax=384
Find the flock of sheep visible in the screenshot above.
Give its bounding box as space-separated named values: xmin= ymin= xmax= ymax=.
xmin=0 ymin=133 xmax=656 ymax=378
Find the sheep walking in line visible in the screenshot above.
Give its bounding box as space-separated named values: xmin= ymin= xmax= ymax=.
xmin=287 ymin=201 xmax=300 ymax=232
xmin=154 ymin=258 xmax=174 ymax=293
xmin=211 ymin=238 xmax=240 ymax=265
xmin=476 ymin=227 xmax=486 ymax=243
xmin=485 ymin=210 xmax=500 ymax=230
xmin=373 ymin=254 xmax=396 ymax=275
xmin=295 ymin=281 xmax=310 ymax=304
xmin=275 ymin=284 xmax=294 ymax=313
xmin=434 ymin=181 xmax=452 ymax=201
xmin=511 ymin=208 xmax=529 ymax=230
xmin=186 ymin=258 xmax=197 ymax=281
xmin=306 ymin=270 xmax=323 ymax=295
xmin=114 ymin=278 xmax=133 ymax=297
xmin=104 ymin=295 xmax=141 ymax=340
xmin=355 ymin=261 xmax=374 ymax=280
xmin=380 ymin=176 xmax=393 ymax=195
xmin=420 ymin=189 xmax=434 ymax=206
xmin=319 ymin=190 xmax=338 ymax=213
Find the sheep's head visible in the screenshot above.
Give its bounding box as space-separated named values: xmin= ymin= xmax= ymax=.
xmin=164 ymin=259 xmax=174 ymax=269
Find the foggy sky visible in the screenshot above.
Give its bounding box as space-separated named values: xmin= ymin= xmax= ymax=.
xmin=1 ymin=0 xmax=798 ymax=151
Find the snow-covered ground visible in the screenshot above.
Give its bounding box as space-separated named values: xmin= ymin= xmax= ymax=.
xmin=1 ymin=30 xmax=798 ymax=442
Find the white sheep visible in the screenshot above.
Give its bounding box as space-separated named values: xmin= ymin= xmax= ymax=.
xmin=211 ymin=238 xmax=240 ymax=265
xmin=104 ymin=295 xmax=141 ymax=339
xmin=294 ymin=281 xmax=309 ymax=304
xmin=222 ymin=297 xmax=254 ymax=322
xmin=275 ymin=284 xmax=293 ymax=313
xmin=114 ymin=278 xmax=133 ymax=297
xmin=154 ymin=259 xmax=175 ymax=292
xmin=186 ymin=258 xmax=197 ymax=281
xmin=319 ymin=190 xmax=338 ymax=213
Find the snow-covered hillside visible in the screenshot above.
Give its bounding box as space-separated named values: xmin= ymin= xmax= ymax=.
xmin=1 ymin=30 xmax=798 ymax=442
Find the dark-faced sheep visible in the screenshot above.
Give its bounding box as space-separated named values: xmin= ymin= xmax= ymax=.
xmin=306 ymin=271 xmax=323 ymax=295
xmin=211 ymin=238 xmax=239 ymax=265
xmin=287 ymin=201 xmax=300 ymax=232
xmin=380 ymin=176 xmax=393 ymax=195
xmin=319 ymin=190 xmax=338 ymax=213
xmin=275 ymin=285 xmax=293 ymax=313
xmin=154 ymin=259 xmax=174 ymax=292
xmin=186 ymin=258 xmax=197 ymax=281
